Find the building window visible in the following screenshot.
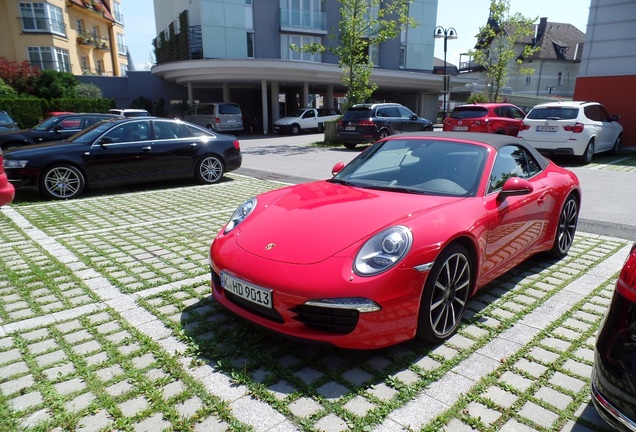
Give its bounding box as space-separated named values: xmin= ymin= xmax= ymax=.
xmin=19 ymin=2 xmax=65 ymax=36
xmin=525 ymin=76 xmax=531 ymax=86
xmin=369 ymin=44 xmax=379 ymax=67
xmin=113 ymin=1 xmax=124 ymax=24
xmin=399 ymin=46 xmax=406 ymax=69
xmin=281 ymin=0 xmax=323 ymax=29
xmin=120 ymin=64 xmax=128 ymax=77
xmin=558 ymin=72 xmax=563 ymax=86
xmin=116 ymin=33 xmax=127 ymax=56
xmin=247 ymin=33 xmax=254 ymax=58
xmin=245 ymin=0 xmax=252 ymax=4
xmin=96 ymin=59 xmax=104 ymax=76
xmin=27 ymin=47 xmax=70 ymax=72
xmin=80 ymin=56 xmax=89 ymax=74
xmin=281 ymin=34 xmax=321 ymax=62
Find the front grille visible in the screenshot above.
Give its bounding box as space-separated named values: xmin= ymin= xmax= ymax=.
xmin=291 ymin=304 xmax=359 ymax=334
xmin=225 ymin=291 xmax=284 ymax=324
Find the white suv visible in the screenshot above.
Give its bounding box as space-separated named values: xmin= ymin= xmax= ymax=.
xmin=518 ymin=101 xmax=623 ymax=164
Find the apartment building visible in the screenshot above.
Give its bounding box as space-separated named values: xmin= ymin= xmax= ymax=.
xmin=150 ymin=0 xmax=462 ymax=132
xmin=0 ymin=0 xmax=128 ymax=77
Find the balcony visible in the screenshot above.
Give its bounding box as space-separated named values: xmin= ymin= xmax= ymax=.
xmin=76 ymin=33 xmax=110 ymax=51
xmin=280 ymin=8 xmax=327 ymax=34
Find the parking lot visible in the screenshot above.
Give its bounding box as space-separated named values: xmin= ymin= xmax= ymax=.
xmin=1 ymin=138 xmax=635 ymax=431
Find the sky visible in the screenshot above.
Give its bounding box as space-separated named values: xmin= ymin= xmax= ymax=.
xmin=121 ymin=0 xmax=591 ymax=71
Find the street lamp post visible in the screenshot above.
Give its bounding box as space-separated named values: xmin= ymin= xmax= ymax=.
xmin=434 ymin=26 xmax=458 ymax=121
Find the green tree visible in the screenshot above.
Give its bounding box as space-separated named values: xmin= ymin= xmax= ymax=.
xmin=0 ymin=78 xmax=17 ymax=98
xmin=75 ymin=82 xmax=103 ymax=99
xmin=32 ymin=70 xmax=79 ymax=99
xmin=469 ymin=0 xmax=539 ymax=102
xmin=292 ymin=0 xmax=416 ymax=109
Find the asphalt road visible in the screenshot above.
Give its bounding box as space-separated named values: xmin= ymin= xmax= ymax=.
xmin=236 ymin=132 xmax=636 ymax=242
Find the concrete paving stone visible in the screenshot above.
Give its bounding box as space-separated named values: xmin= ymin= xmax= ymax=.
xmin=443 ymin=418 xmax=478 ymax=431
xmin=476 ymin=315 xmax=501 ymax=329
xmin=72 ymin=340 xmax=102 ymax=355
xmin=574 ymin=347 xmax=595 ymax=363
xmin=344 ymin=395 xmax=375 ymax=416
xmin=118 ymin=342 xmax=142 ymax=355
xmin=105 ymin=380 xmax=134 ymax=397
xmin=573 ymin=401 xmax=611 ymax=430
xmin=288 ymin=397 xmax=323 ymax=418
xmin=84 ymin=351 xmax=109 ymax=366
xmin=134 ymin=412 xmax=171 ymax=432
xmin=18 ymin=408 xmax=50 ymax=430
xmin=482 ymin=385 xmax=517 ymax=409
xmin=447 ymin=333 xmax=476 ymax=350
xmin=8 ymin=390 xmax=43 ymax=411
xmin=0 ymin=374 xmax=34 ymax=395
xmin=554 ymin=327 xmax=584 ymax=341
xmin=366 ymin=355 xmax=392 ymax=371
xmin=105 ymin=330 xmax=132 ymax=344
xmin=64 ymin=391 xmax=96 ymax=413
xmin=0 ymin=348 xmax=23 ymax=365
xmin=41 ymin=301 xmax=65 ymax=312
xmin=20 ymin=328 xmax=49 ymax=341
xmin=161 ymin=380 xmax=185 ymax=399
xmin=573 ymin=310 xmax=599 ymax=323
xmin=95 ymin=321 xmax=120 ymax=334
xmin=4 ymin=300 xmax=30 ymax=312
xmin=53 ymin=377 xmax=86 ymax=395
xmin=43 ymin=362 xmax=75 ymax=380
xmin=277 ymin=354 xmax=300 ymax=368
xmin=119 ymin=395 xmax=149 ymax=417
xmin=267 ymin=380 xmax=294 ymax=400
xmin=34 ymin=349 xmax=67 ymax=367
xmin=499 ymin=418 xmax=541 ymax=432
xmin=431 ymin=344 xmax=458 ymax=360
xmin=391 ymin=368 xmax=420 ymax=386
xmin=514 ymin=358 xmax=548 ymax=378
xmin=296 ymin=367 xmax=323 ymax=385
xmin=563 ymin=317 xmax=593 ymax=332
xmin=314 ymin=413 xmax=348 ymax=432
xmin=534 ymin=386 xmax=573 ymax=411
xmin=55 ymin=319 xmax=83 ymax=334
xmin=549 ymin=371 xmax=586 ymax=393
xmin=0 ymin=361 xmax=28 ymax=380
xmin=499 ymin=371 xmax=534 ymax=392
xmin=175 ymin=396 xmax=203 ymax=418
xmin=193 ymin=415 xmax=229 ymax=432
xmin=131 ymin=353 xmax=156 ymax=369
xmin=561 ymin=359 xmax=593 ymax=379
xmin=0 ymin=337 xmax=13 ymax=349
xmin=316 ymin=381 xmax=349 ymax=401
xmin=465 ymin=401 xmax=501 ymax=425
xmin=146 ymin=368 xmax=168 ymax=381
xmin=461 ymin=325 xmax=489 ymax=340
xmin=8 ymin=308 xmax=36 ymax=320
xmin=342 ymin=367 xmax=374 ymax=386
xmin=367 ymin=382 xmax=398 ymax=401
xmin=518 ymin=400 xmax=559 ymax=429
xmin=413 ymin=355 xmax=442 ymax=372
xmin=95 ymin=365 xmax=125 ymax=381
xmin=504 ymin=302 xmax=526 ymax=313
xmin=528 ymin=347 xmax=560 ymax=365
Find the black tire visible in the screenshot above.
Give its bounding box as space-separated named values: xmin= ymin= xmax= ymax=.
xmin=40 ymin=164 xmax=85 ymax=200
xmin=417 ymin=243 xmax=472 ymax=343
xmin=610 ymin=134 xmax=623 ymax=156
xmin=291 ymin=124 xmax=300 ymax=135
xmin=343 ymin=142 xmax=357 ymax=150
xmin=377 ymin=129 xmax=390 ymax=140
xmin=548 ymin=194 xmax=579 ymax=258
xmin=195 ymin=155 xmax=224 ymax=184
xmin=578 ymin=139 xmax=595 ymax=164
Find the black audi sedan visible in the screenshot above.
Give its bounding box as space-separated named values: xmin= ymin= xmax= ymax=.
xmin=0 ymin=112 xmax=121 ymax=150
xmin=591 ymin=243 xmax=636 ymax=432
xmin=3 ymin=117 xmax=242 ymax=200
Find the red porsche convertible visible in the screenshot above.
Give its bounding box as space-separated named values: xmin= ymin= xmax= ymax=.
xmin=209 ymin=132 xmax=581 ymax=349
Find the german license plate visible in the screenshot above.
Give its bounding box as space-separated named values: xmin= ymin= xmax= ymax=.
xmin=453 ymin=126 xmax=468 ymax=131
xmin=220 ymin=271 xmax=273 ymax=308
xmin=345 ymin=126 xmax=356 ymax=131
xmin=536 ymin=126 xmax=557 ymax=132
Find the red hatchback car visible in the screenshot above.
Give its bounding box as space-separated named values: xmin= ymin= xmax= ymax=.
xmin=0 ymin=147 xmax=15 ymax=206
xmin=209 ymin=132 xmax=580 ymax=349
xmin=443 ymin=103 xmax=526 ymax=137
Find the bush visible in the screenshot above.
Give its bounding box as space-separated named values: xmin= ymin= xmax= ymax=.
xmin=0 ymin=98 xmax=116 ymax=128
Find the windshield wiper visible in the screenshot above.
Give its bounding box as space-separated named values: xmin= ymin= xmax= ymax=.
xmin=328 ymin=178 xmax=358 ymax=187
xmin=362 ymin=184 xmax=429 ymax=195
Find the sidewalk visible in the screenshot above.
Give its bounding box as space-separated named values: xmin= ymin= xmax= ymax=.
xmin=0 ymin=173 xmax=626 ymax=431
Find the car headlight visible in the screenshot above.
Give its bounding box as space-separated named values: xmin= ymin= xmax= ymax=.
xmin=223 ymin=197 xmax=257 ymax=234
xmin=4 ymin=160 xmax=28 ymax=169
xmin=354 ymin=226 xmax=413 ymax=276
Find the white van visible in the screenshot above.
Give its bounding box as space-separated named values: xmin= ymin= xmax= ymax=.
xmin=185 ymin=103 xmax=243 ymax=134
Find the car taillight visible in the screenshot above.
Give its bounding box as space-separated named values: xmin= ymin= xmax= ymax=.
xmin=215 ymin=117 xmax=221 ymax=124
xmin=616 ymin=245 xmax=636 ymax=303
xmin=520 ymin=123 xmax=531 ymax=131
xmin=359 ymin=119 xmax=375 ymax=126
xmin=233 ymin=139 xmax=240 ymax=150
xmin=563 ymin=123 xmax=584 ymax=133
xmin=337 ymin=119 xmax=343 ymax=125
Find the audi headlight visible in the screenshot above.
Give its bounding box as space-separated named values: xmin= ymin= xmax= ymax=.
xmin=4 ymin=160 xmax=28 ymax=169
xmin=354 ymin=226 xmax=413 ymax=276
xmin=224 ymin=197 xmax=257 ymax=234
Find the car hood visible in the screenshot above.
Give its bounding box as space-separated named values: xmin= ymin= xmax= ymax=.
xmin=274 ymin=116 xmax=301 ymax=123
xmin=234 ymin=181 xmax=463 ymax=264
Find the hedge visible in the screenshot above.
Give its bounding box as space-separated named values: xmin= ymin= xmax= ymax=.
xmin=0 ymin=98 xmax=115 ymax=128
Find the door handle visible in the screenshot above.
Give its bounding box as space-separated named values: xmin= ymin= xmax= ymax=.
xmin=537 ymin=193 xmax=547 ymax=206
xmin=190 ymin=143 xmax=198 ymax=147
xmin=141 ymin=146 xmax=152 ymax=151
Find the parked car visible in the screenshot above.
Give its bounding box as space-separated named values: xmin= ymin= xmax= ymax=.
xmin=337 ymin=103 xmax=434 ymax=148
xmin=0 ymin=110 xmax=19 ymax=131
xmin=209 ymin=132 xmax=581 ymax=349
xmin=591 ymin=242 xmax=636 ymax=432
xmin=274 ymin=108 xmax=341 ymax=135
xmin=518 ymin=101 xmax=623 ymax=164
xmin=107 ymin=108 xmax=150 ymax=117
xmin=185 ymin=102 xmax=244 ymax=134
xmin=0 ymin=146 xmax=15 ymax=206
xmin=3 ymin=118 xmax=242 ymax=200
xmin=0 ymin=113 xmax=121 ymax=151
xmin=443 ymin=103 xmax=526 ymax=136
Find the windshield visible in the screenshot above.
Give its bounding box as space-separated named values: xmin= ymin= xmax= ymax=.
xmin=67 ymin=120 xmax=118 ymax=144
xmin=527 ymin=107 xmax=579 ymax=120
xmin=449 ymin=107 xmax=489 ymax=119
xmin=32 ymin=116 xmax=65 ymax=131
xmin=330 ymin=139 xmax=487 ymax=197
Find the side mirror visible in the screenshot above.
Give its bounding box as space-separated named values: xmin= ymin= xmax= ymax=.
xmin=497 ymin=177 xmax=533 ymax=201
xmin=98 ymin=137 xmax=113 ymax=146
xmin=332 ymin=162 xmax=345 ymax=176
xmin=53 ymin=125 xmax=62 ymax=132
xmin=410 ymin=114 xmax=418 ymax=120
xmin=612 ymin=114 xmax=621 ymax=122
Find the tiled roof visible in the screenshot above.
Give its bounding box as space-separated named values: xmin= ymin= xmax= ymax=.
xmin=527 ymin=19 xmax=586 ymax=61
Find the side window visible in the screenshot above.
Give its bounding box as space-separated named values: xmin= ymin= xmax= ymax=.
xmin=584 ymin=105 xmax=601 ymax=121
xmin=59 ymin=117 xmax=81 ymax=130
xmin=104 ymin=121 xmax=150 ymax=143
xmin=376 ymin=108 xmax=387 ymax=118
xmin=494 ymin=107 xmax=505 ymax=117
xmin=398 ymin=106 xmax=414 ymax=118
xmin=511 ymin=107 xmax=526 ymax=119
xmin=597 ymin=105 xmax=612 ymax=122
xmin=385 ymin=107 xmax=401 ymax=118
xmin=488 ymin=145 xmax=541 ymax=193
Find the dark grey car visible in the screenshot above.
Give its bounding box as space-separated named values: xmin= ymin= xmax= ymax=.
xmin=337 ymin=103 xmax=434 ymax=149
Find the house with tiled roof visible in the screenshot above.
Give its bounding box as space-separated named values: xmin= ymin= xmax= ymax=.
xmin=459 ymin=17 xmax=585 ymax=98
